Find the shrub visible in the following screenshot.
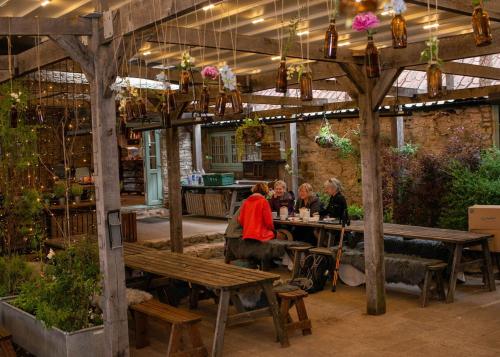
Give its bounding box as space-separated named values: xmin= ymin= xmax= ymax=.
xmin=70 ymin=183 xmax=84 ymax=197
xmin=53 ymin=183 xmax=67 ymax=198
xmin=14 ymin=239 xmax=103 ymax=332
xmin=348 ymin=205 xmax=364 ymax=220
xmin=0 ymin=255 xmax=33 ymax=297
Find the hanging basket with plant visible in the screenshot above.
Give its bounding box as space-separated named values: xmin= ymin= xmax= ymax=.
xmin=235 ymin=118 xmax=269 ymax=160
xmin=314 ymin=120 xmax=354 ymax=158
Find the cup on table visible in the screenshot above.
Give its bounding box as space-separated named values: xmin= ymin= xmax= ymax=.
xmin=272 ymin=212 xmax=278 ymax=219
xmin=280 ymin=214 xmax=288 ymax=221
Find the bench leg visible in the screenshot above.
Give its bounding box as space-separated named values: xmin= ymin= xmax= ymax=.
xmin=435 ymin=271 xmax=447 ymax=301
xmin=212 ymin=290 xmax=230 ymax=357
xmin=291 ymin=251 xmax=302 ymax=280
xmin=446 ymin=244 xmax=463 ymax=303
xmin=481 ymin=240 xmax=496 ymax=292
xmin=295 ymin=299 xmax=312 ymax=336
xmin=187 ymin=323 xmax=208 ymax=357
xmin=133 ymin=311 xmax=150 ymax=349
xmin=421 ymin=270 xmax=432 ymax=308
xmin=262 ymin=282 xmax=288 ymax=348
xmin=189 ymin=286 xmax=200 ymax=310
xmin=279 ymin=298 xmax=291 ymax=344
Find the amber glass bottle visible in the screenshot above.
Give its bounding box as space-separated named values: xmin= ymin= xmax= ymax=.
xmin=472 ymin=6 xmax=492 ymax=47
xmin=300 ymin=71 xmax=313 ymax=101
xmin=324 ymin=19 xmax=338 ymax=59
xmin=365 ymin=35 xmax=380 ymax=78
xmin=427 ymin=63 xmax=442 ymax=99
xmin=179 ymin=70 xmax=191 ymax=94
xmin=391 ymin=14 xmax=407 ymax=49
xmin=125 ymin=99 xmax=135 ymax=120
xmin=138 ymin=99 xmax=147 ymax=118
xmin=199 ymin=85 xmax=210 ymax=113
xmin=275 ymin=59 xmax=288 ymax=93
xmin=231 ymin=89 xmax=244 ymax=114
xmin=163 ymin=90 xmax=176 ymax=114
xmin=215 ymin=91 xmax=227 ymax=117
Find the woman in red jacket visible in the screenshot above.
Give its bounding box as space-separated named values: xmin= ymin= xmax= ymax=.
xmin=238 ymin=183 xmax=275 ymax=241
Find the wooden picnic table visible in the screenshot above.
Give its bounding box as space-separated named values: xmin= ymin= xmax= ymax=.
xmin=123 ymin=243 xmax=285 ymax=356
xmin=273 ymin=219 xmax=496 ymax=303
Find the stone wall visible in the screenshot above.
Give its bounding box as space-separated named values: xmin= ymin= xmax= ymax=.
xmin=160 ymin=127 xmax=193 ymax=205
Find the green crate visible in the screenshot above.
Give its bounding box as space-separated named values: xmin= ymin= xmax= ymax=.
xmin=203 ymin=173 xmax=235 ymax=186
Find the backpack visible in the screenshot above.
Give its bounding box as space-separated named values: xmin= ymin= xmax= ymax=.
xmin=292 ymin=254 xmax=331 ymax=293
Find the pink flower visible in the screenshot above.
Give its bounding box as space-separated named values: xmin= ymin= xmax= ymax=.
xmin=352 ymin=12 xmax=380 ymax=32
xmin=201 ymin=66 xmax=219 ymax=80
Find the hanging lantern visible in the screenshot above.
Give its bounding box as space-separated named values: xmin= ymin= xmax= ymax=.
xmin=275 ymin=59 xmax=288 ymax=94
xmin=198 ymin=85 xmax=210 ymax=113
xmin=324 ymin=19 xmax=339 ymax=59
xmin=472 ymin=5 xmax=492 ymax=47
xmin=138 ymin=99 xmax=147 ymax=118
xmin=179 ymin=70 xmax=191 ymax=94
xmin=9 ymin=104 xmax=18 ymax=128
xmin=215 ymin=91 xmax=227 ymax=117
xmin=365 ymin=34 xmax=380 ymax=78
xmin=391 ymin=14 xmax=407 ymax=49
xmin=300 ymin=71 xmax=313 ymax=101
xmin=427 ymin=62 xmax=442 ymax=98
xmin=230 ymin=89 xmax=244 ymax=114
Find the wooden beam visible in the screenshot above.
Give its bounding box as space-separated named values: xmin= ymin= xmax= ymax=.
xmin=338 ymin=63 xmax=366 ymax=95
xmin=0 ymin=17 xmax=93 ymax=36
xmin=372 ymin=68 xmax=403 ymax=110
xmin=147 ymin=25 xmax=359 ymax=64
xmin=410 ymin=61 xmax=500 ymax=81
xmin=407 ymin=0 xmax=500 ymax=22
xmin=49 ymin=35 xmax=95 ymax=81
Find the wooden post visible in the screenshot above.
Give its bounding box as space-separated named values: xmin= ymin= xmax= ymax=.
xmin=193 ymin=124 xmax=203 ymax=171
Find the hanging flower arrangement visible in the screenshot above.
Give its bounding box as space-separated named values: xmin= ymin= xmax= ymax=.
xmin=201 ymin=66 xmax=220 ymax=82
xmin=352 ymin=12 xmax=381 ymax=78
xmin=276 ymin=19 xmax=299 ymax=94
xmin=420 ymin=37 xmax=443 ymax=98
xmin=213 ymin=64 xmax=243 ymax=116
xmin=315 ymin=120 xmax=354 ymax=158
xmin=179 ymin=51 xmax=195 ymax=94
xmin=386 ymin=0 xmax=408 ymax=49
xmin=235 ymin=117 xmax=269 ymax=160
xmin=287 ymin=64 xmax=313 ymax=101
xmin=472 ymin=0 xmax=492 ymax=47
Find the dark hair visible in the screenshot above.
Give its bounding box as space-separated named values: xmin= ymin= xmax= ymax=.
xmin=252 ymin=183 xmax=269 ymax=196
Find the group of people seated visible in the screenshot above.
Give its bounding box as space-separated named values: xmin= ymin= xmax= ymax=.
xmin=232 ymin=178 xmax=348 ymax=246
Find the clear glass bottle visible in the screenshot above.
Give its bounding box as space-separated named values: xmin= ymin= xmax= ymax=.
xmin=300 ymin=71 xmax=313 ymax=101
xmin=324 ymin=19 xmax=338 ymax=59
xmin=215 ymin=91 xmax=227 ymax=117
xmin=427 ymin=62 xmax=443 ymax=99
xmin=275 ymin=59 xmax=288 ymax=93
xmin=472 ymin=6 xmax=492 ymax=47
xmin=391 ymin=14 xmax=407 ymax=49
xmin=365 ymin=35 xmax=380 ymax=78
xmin=230 ymin=89 xmax=244 ymax=114
xmin=199 ymin=85 xmax=210 ymax=113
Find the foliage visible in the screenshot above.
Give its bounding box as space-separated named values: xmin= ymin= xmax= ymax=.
xmin=14 ymin=239 xmax=103 ymax=332
xmin=281 ymin=19 xmax=299 ymax=59
xmin=393 ymin=142 xmax=419 ymax=156
xmin=348 ymin=205 xmax=364 ymax=220
xmin=314 ymin=121 xmax=354 ymax=158
xmin=179 ymin=51 xmax=195 ymax=70
xmin=287 ymin=64 xmax=307 ymax=81
xmin=53 ymin=182 xmax=67 ymax=198
xmin=420 ymin=37 xmax=443 ymax=66
xmin=70 ymin=183 xmax=84 ymax=197
xmin=235 ymin=118 xmax=268 ymax=160
xmin=472 ymin=0 xmax=489 ymax=6
xmin=0 ymin=255 xmax=33 ymax=297
xmin=439 ymin=149 xmax=500 ymax=230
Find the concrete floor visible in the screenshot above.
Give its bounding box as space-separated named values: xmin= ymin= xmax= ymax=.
xmin=130 ymin=269 xmax=500 ymax=357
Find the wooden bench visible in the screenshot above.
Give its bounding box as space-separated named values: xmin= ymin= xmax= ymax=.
xmin=130 ymin=299 xmax=208 ymax=357
xmin=275 ymin=289 xmax=312 ymax=347
xmin=0 ymin=326 xmax=16 ymax=357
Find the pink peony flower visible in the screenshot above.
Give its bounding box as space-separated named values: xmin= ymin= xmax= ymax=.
xmin=201 ymin=66 xmax=219 ymax=80
xmin=352 ymin=12 xmax=380 ymax=32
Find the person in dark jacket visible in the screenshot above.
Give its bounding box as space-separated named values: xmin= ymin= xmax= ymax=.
xmin=294 ymin=183 xmax=321 ymax=215
xmin=268 ymin=180 xmax=294 ymax=214
xmin=320 ymin=177 xmax=348 ymax=219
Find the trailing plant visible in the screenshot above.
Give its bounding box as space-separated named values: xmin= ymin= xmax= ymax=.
xmin=420 ymin=36 xmax=443 ymax=66
xmin=314 ymin=121 xmax=354 ymax=158
xmin=235 ymin=118 xmax=270 ymax=160
xmin=14 ymin=239 xmax=103 ymax=332
xmin=0 ymin=255 xmax=33 ymax=297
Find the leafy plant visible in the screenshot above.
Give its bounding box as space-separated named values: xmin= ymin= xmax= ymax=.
xmin=472 ymin=0 xmax=489 ymax=6
xmin=70 ymin=183 xmax=84 ymax=197
xmin=420 ymin=37 xmax=443 ymax=66
xmin=314 ymin=121 xmax=354 ymax=158
xmin=0 ymin=255 xmax=33 ymax=297
xmin=281 ymin=19 xmax=300 ymax=59
xmin=393 ymin=142 xmax=419 ymax=156
xmin=53 ymin=182 xmax=67 ymax=198
xmin=235 ymin=118 xmax=269 ymax=160
xmin=14 ymin=239 xmax=103 ymax=332
xmin=348 ymin=205 xmax=364 ymax=220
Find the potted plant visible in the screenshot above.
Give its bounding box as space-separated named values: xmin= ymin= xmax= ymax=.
xmin=235 ymin=118 xmax=268 ymax=160
xmin=53 ymin=182 xmax=67 ymax=206
xmin=0 ymin=240 xmax=104 ymax=357
xmin=70 ymin=183 xmax=84 ymax=204
xmin=314 ymin=120 xmax=354 ymax=158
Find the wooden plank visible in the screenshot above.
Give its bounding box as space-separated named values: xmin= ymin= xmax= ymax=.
xmin=407 ymin=0 xmax=500 ymax=22
xmin=0 ymin=17 xmax=92 ymax=36
xmin=410 ymin=62 xmax=500 ymax=81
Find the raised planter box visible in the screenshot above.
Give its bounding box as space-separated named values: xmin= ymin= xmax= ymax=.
xmin=0 ymin=298 xmax=104 ymax=357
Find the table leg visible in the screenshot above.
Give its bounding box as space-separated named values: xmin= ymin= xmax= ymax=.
xmin=261 ymin=282 xmax=288 ymax=347
xmin=446 ymin=244 xmax=463 ymax=303
xmin=228 ymin=191 xmax=238 ymax=218
xmin=481 ymin=240 xmax=496 ymax=292
xmin=212 ymin=290 xmax=231 ymax=357
xmin=318 ymin=228 xmax=326 ymax=247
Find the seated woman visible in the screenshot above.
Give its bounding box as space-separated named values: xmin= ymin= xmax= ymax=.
xmin=320 ymin=177 xmax=348 ymax=219
xmin=268 ymin=180 xmax=294 ymax=215
xmin=294 ymin=183 xmax=321 ymax=215
xmin=238 ymin=183 xmax=275 ymax=242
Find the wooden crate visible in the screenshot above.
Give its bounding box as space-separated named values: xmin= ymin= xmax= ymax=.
xmin=185 ymin=192 xmax=206 ymax=216
xmin=204 ymin=193 xmax=227 ymax=218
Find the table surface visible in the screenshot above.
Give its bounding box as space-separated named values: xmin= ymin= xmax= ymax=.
xmin=182 ymin=184 xmax=254 ymax=190
xmin=274 ymin=219 xmax=492 ymax=244
xmin=123 ymin=243 xmax=280 ymax=290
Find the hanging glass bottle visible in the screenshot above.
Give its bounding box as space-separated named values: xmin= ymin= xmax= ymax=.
xmin=300 ymin=71 xmax=313 ymax=101
xmin=215 ymin=91 xmax=227 ymax=117
xmin=391 ymin=14 xmax=407 ymax=49
xmin=199 ymin=85 xmax=210 ymax=113
xmin=230 ymin=89 xmax=244 ymax=114
xmin=132 ymin=101 xmax=141 ymax=119
xmin=427 ymin=62 xmax=442 ymax=99
xmin=125 ymin=99 xmax=135 ymax=121
xmin=472 ymin=5 xmax=492 ymax=47
xmin=275 ymin=58 xmax=288 ymax=93
xmin=324 ymin=19 xmax=338 ymax=59
xmin=179 ymin=70 xmax=191 ymax=94
xmin=365 ymin=34 xmax=380 ymax=78
xmin=163 ymin=89 xmax=176 ymax=114
xmin=138 ymin=99 xmax=147 ymax=118
xmin=9 ymin=104 xmax=18 ymax=128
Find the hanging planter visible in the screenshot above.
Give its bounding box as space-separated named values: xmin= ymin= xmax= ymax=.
xmin=389 ymin=1 xmax=408 ymax=49
xmin=472 ymin=1 xmax=492 ymax=47
xmin=314 ymin=120 xmax=354 ymax=158
xmin=352 ymin=12 xmax=381 ymax=78
xmin=230 ymin=89 xmax=244 ymax=114
xmin=324 ymin=19 xmax=339 ymax=59
xmin=275 ymin=20 xmax=299 ymax=94
xmin=420 ymin=37 xmax=443 ymax=98
xmin=216 ymin=64 xmax=239 ymax=117
xmin=215 ymin=91 xmax=227 ymax=117
xmin=179 ymin=51 xmax=195 ymax=94
xmin=300 ymin=71 xmax=313 ymax=102
xmin=235 ymin=118 xmax=268 ymax=160
xmin=199 ymin=66 xmax=219 ymax=113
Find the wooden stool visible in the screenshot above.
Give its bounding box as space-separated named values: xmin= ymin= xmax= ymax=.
xmin=421 ymin=262 xmax=448 ymax=308
xmin=288 ymin=245 xmax=312 ymax=279
xmin=276 ymin=289 xmax=312 ymax=347
xmin=130 ymin=299 xmax=208 ymax=357
xmin=0 ymin=326 xmax=16 ymax=357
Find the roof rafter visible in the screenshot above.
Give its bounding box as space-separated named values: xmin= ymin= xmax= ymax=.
xmin=407 ymin=0 xmax=500 ymax=22
xmin=0 ymin=17 xmax=93 ymax=36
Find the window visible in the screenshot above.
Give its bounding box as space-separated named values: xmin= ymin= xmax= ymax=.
xmin=209 ymin=132 xmax=242 ymax=171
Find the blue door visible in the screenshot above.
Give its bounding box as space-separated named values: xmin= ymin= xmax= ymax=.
xmin=143 ymin=130 xmax=163 ymax=206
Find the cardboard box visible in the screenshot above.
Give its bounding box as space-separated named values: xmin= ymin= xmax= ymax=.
xmin=469 ymin=229 xmax=500 ymax=253
xmin=468 ymin=205 xmax=500 ymax=230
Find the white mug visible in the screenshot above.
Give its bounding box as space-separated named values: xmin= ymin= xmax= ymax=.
xmin=272 ymin=212 xmax=278 ymax=219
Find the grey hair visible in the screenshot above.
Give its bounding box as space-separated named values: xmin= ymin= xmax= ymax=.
xmin=324 ymin=177 xmax=343 ymax=193
xmin=274 ymin=180 xmax=287 ymax=190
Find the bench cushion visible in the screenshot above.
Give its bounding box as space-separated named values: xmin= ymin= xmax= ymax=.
xmin=384 ymin=236 xmax=450 ymax=261
xmin=130 ymin=299 xmax=202 ymax=324
xmin=225 ymin=238 xmax=309 ymax=261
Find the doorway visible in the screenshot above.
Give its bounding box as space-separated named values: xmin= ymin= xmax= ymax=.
xmin=143 ymin=130 xmax=163 ymax=206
